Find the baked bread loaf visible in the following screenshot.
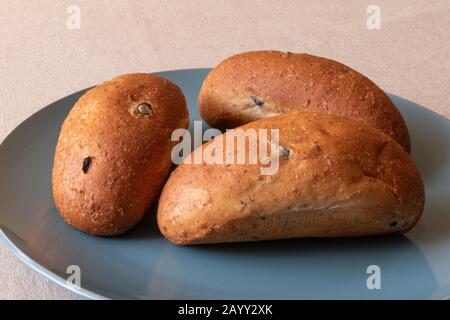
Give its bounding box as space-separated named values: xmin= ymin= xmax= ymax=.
xmin=157 ymin=111 xmax=424 ymax=244
xmin=199 ymin=51 xmax=411 ymax=152
xmin=52 ymin=73 xmax=189 ymax=236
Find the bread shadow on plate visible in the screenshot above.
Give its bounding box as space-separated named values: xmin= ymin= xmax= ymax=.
xmin=155 ymin=233 xmax=438 ymax=299
xmin=118 ymin=203 xmax=161 ymax=240
xmin=188 ymin=232 xmax=414 ymax=253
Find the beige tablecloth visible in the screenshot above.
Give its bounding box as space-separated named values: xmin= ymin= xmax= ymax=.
xmin=1 ymin=0 xmax=449 ymax=299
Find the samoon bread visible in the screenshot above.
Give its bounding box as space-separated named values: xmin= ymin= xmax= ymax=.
xmin=52 ymin=73 xmax=189 ymax=236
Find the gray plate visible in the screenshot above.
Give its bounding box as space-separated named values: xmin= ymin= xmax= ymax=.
xmin=1 ymin=68 xmax=450 ymax=299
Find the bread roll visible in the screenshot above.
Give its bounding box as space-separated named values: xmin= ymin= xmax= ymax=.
xmin=52 ymin=73 xmax=189 ymax=236
xmin=157 ymin=111 xmax=424 ymax=244
xmin=199 ymin=51 xmax=410 ymax=152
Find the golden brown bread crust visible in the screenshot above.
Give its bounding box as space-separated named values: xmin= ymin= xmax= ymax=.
xmin=199 ymin=50 xmax=411 ymax=152
xmin=52 ymin=73 xmax=189 ymax=236
xmin=157 ymin=111 xmax=424 ymax=244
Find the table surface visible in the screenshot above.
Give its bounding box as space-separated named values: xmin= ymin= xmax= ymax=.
xmin=1 ymin=0 xmax=449 ymax=300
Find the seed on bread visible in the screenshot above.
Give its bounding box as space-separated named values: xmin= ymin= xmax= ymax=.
xmin=137 ymin=102 xmax=153 ymax=116
xmin=82 ymin=157 xmax=92 ymax=174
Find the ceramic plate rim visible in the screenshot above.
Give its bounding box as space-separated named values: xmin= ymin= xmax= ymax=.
xmin=1 ymin=68 xmax=449 ymax=300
